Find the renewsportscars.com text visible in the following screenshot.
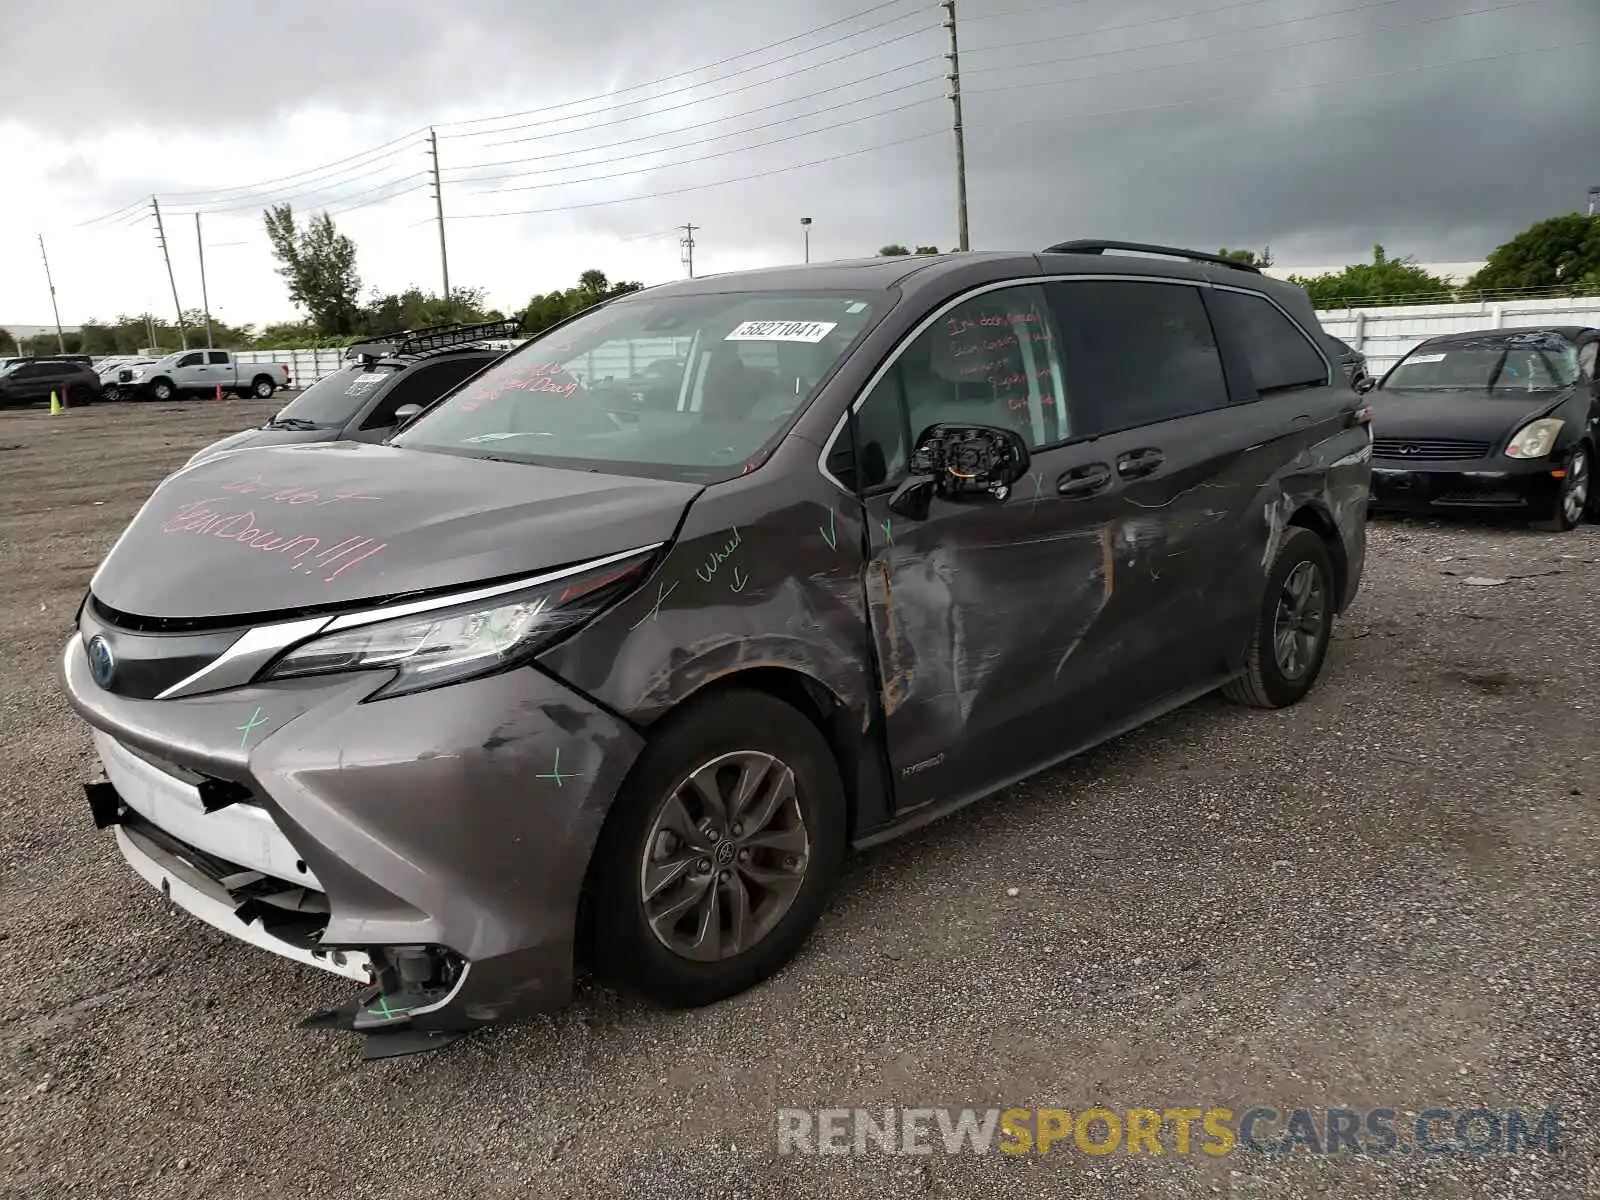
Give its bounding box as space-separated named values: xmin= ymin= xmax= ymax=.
xmin=776 ymin=1106 xmax=1563 ymax=1158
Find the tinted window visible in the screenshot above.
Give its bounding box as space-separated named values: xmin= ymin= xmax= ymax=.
xmin=1209 ymin=289 xmax=1328 ymax=394
xmin=360 ymin=358 xmax=487 ymax=430
xmin=393 ymin=291 xmax=879 ymax=483
xmin=207 ymin=351 xmax=229 ymax=365
xmin=277 ymin=363 xmax=403 ymax=426
xmin=834 ymin=284 xmax=1069 ymax=490
xmin=1046 ymin=280 xmax=1228 ymax=435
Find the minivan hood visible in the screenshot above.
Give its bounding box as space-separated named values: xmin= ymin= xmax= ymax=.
xmin=1368 ymin=388 xmax=1566 ymax=444
xmin=91 ymin=441 xmax=702 ymax=621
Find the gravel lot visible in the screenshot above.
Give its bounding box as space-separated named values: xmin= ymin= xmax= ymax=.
xmin=1 ymin=400 xmax=1596 ymax=1199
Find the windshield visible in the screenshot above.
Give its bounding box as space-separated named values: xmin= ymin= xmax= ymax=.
xmin=392 ymin=290 xmax=881 ymax=481
xmin=1385 ymin=337 xmax=1580 ymax=392
xmin=275 ymin=362 xmax=402 ymax=426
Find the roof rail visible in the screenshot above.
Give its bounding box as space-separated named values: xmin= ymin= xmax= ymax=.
xmin=1043 ymin=239 xmax=1262 ymax=274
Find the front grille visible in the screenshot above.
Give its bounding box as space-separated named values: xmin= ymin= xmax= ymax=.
xmin=1372 ymin=437 xmax=1492 ymax=461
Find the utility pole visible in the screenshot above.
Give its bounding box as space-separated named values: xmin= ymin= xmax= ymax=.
xmin=429 ymin=128 xmax=451 ymax=300
xmin=150 ymin=196 xmax=189 ymax=350
xmin=679 ymin=222 xmax=698 ymax=278
xmin=194 ymin=213 xmax=214 ymax=349
xmin=942 ymin=0 xmax=971 ymax=252
xmin=801 ymin=216 xmax=812 ymax=264
xmin=1589 ymin=187 xmax=1599 ymax=217
xmin=37 ymin=234 xmax=65 ymax=353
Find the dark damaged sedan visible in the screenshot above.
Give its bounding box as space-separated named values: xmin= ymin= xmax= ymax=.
xmin=1366 ymin=326 xmax=1600 ymax=530
xmin=61 ymin=241 xmax=1372 ymax=1057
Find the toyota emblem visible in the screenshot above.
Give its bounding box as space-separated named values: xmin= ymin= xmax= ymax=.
xmin=87 ymin=635 xmax=116 ymax=689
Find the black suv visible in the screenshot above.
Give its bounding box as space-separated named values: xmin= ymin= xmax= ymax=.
xmin=183 ymin=320 xmax=526 ymax=468
xmin=0 ymin=357 xmax=101 ymax=408
xmin=64 ymin=241 xmax=1371 ymax=1056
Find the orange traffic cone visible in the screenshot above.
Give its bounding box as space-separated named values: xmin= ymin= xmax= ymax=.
xmin=216 ymin=384 xmax=225 ymax=402
xmin=49 ymin=390 xmax=61 ymax=415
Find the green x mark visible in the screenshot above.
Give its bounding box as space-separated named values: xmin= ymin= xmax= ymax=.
xmin=236 ymin=706 xmax=268 ymax=749
xmin=536 ymin=748 xmax=583 ymax=788
xmin=366 ymin=995 xmax=413 ymax=1020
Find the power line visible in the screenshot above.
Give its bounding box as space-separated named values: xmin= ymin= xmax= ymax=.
xmin=473 ymin=25 xmax=942 ymax=148
xmin=157 ymin=128 xmax=430 ymax=200
xmin=966 ymin=36 xmax=1593 ymax=132
xmin=166 ymin=170 xmax=430 ymax=216
xmin=437 ymin=1 xmax=927 ymax=137
xmin=442 ymin=72 xmax=943 ymax=180
xmin=457 ymin=94 xmax=942 ymax=196
xmin=962 ymin=0 xmax=1554 ymax=92
xmin=446 ymin=128 xmax=946 ymax=220
xmin=165 ymin=146 xmax=431 ymax=215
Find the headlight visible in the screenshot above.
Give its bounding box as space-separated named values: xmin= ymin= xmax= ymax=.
xmin=1504 ymin=418 xmax=1563 ymax=459
xmin=130 ymin=367 xmax=146 ymax=380
xmin=261 ymin=550 xmax=653 ymax=698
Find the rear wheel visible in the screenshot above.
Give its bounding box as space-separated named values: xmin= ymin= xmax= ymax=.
xmin=252 ymin=377 xmax=276 ymax=399
xmin=66 ymin=384 xmax=93 ymax=407
xmin=1531 ymin=445 xmax=1589 ymax=533
xmin=587 ymin=688 xmax=846 ymax=1008
xmin=1223 ymin=526 xmax=1336 ymax=709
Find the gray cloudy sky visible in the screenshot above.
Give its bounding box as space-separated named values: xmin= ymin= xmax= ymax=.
xmin=2 ymin=0 xmax=1596 ymax=327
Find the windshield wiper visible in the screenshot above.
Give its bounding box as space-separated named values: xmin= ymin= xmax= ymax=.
xmin=263 ymin=417 xmax=323 ymax=430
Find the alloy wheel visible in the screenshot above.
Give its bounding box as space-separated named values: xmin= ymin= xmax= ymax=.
xmin=639 ymin=750 xmax=810 ymax=963
xmin=1562 ymin=450 xmax=1589 ymax=525
xmin=1272 ymin=560 xmax=1326 ymax=682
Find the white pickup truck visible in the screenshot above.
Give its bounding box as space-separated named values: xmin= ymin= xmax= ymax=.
xmin=129 ymin=350 xmax=292 ymax=401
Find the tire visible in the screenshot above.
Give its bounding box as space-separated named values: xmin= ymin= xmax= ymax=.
xmin=1531 ymin=444 xmax=1590 ymax=533
xmin=1222 ymin=526 xmax=1336 ymax=710
xmin=149 ymin=379 xmax=175 ymax=402
xmin=586 ymin=688 xmax=847 ymax=1008
xmin=252 ymin=377 xmax=276 ymax=399
xmin=66 ymin=385 xmax=93 ymax=407
xmin=103 ymin=385 xmax=121 ymax=403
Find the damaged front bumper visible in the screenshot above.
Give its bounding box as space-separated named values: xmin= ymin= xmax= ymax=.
xmin=60 ymin=628 xmax=644 ymax=1055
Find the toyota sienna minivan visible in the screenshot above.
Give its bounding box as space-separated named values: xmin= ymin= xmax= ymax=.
xmin=61 ymin=241 xmax=1371 ymax=1057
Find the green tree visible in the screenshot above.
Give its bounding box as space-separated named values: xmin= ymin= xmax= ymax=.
xmin=1462 ymin=213 xmax=1600 ymax=298
xmin=263 ymin=203 xmax=362 ymax=335
xmin=358 ymin=286 xmax=502 ymax=335
xmin=878 ymin=244 xmax=939 ymax=256
xmin=519 ymin=270 xmax=644 ymax=336
xmin=1288 ymin=244 xmax=1455 ymax=307
xmin=0 ymin=328 xmax=16 ymax=354
xmin=1219 ymin=246 xmax=1273 ymax=267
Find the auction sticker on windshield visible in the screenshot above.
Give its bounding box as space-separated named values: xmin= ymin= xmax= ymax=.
xmin=1406 ymin=353 xmax=1447 ymax=364
xmin=725 ymin=320 xmax=838 ymax=343
xmin=344 ymin=372 xmax=389 ymax=396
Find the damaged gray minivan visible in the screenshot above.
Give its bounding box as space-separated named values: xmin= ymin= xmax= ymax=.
xmin=62 ymin=241 xmax=1371 ymax=1056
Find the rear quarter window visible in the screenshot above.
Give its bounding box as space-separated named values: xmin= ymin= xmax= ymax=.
xmin=1211 ymin=289 xmax=1330 ymax=394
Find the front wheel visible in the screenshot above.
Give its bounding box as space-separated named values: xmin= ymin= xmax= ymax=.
xmin=149 ymin=379 xmax=175 ymax=402
xmin=586 ymin=688 xmax=846 ymax=1008
xmin=252 ymin=377 xmax=276 ymax=399
xmin=1530 ymin=445 xmax=1590 ymax=533
xmin=1223 ymin=526 xmax=1336 ymax=709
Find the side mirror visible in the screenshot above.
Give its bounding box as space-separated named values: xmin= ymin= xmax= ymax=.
xmin=1354 ymin=376 xmax=1376 ymax=394
xmin=393 ymin=403 xmax=424 ymax=426
xmin=888 ymin=423 xmax=1031 ymax=520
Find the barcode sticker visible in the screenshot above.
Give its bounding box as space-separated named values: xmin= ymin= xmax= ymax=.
xmin=725 ymin=320 xmax=838 ymax=344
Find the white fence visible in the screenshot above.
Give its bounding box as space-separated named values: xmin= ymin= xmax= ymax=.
xmin=226 ymin=296 xmax=1600 ymax=391
xmin=1320 ymin=297 xmax=1600 ymax=375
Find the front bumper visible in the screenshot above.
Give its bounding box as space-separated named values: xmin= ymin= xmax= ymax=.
xmin=61 ymin=630 xmax=645 ymax=1035
xmin=1369 ymin=456 xmax=1565 ymax=515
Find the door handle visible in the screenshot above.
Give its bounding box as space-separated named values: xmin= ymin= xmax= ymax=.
xmin=1116 ymin=447 xmax=1165 ymax=479
xmin=1057 ymin=462 xmax=1113 ymax=498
